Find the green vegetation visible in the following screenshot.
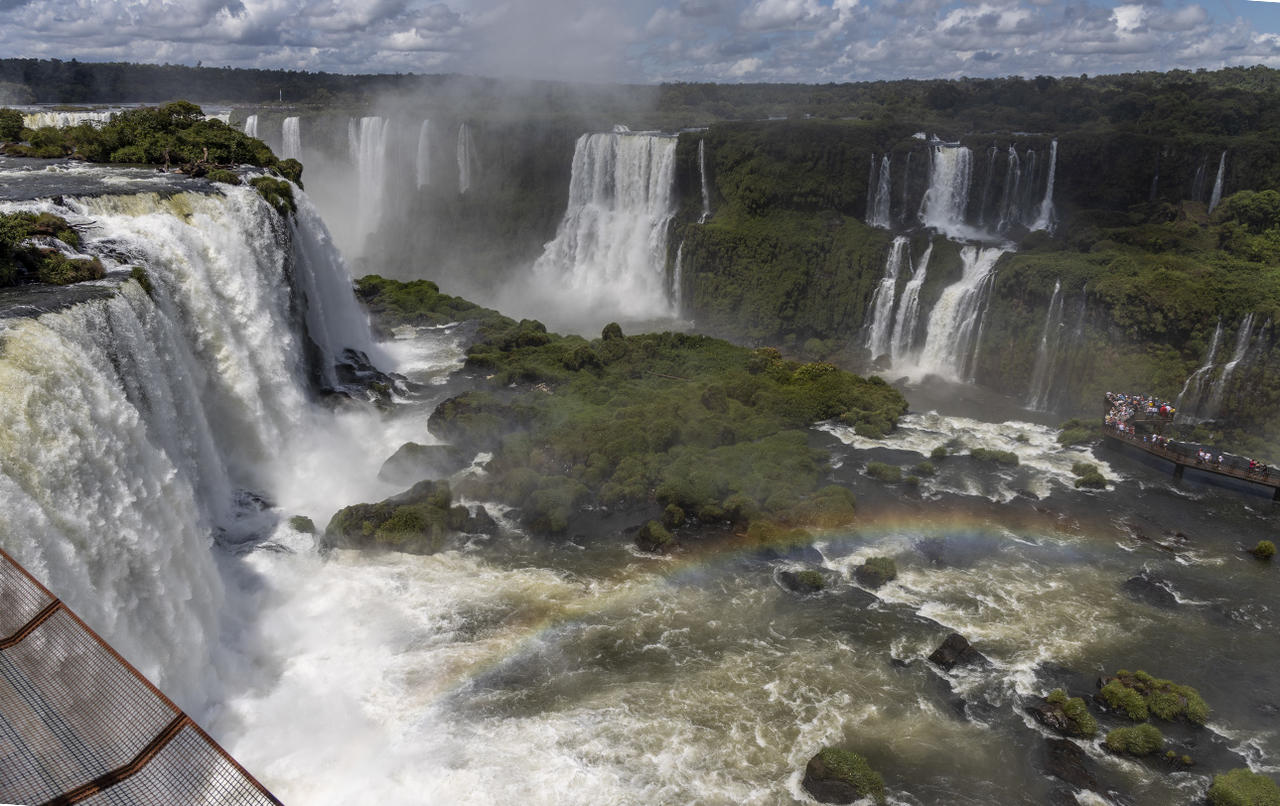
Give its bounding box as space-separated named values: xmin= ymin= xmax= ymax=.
xmin=1209 ymin=769 xmax=1280 ymax=806
xmin=913 ymin=460 xmax=936 ymax=476
xmin=865 ymin=461 xmax=902 ymax=483
xmin=1045 ymin=689 xmax=1099 ymax=738
xmin=355 ymin=275 xmax=509 ymax=331
xmin=791 ymin=569 xmax=825 ymax=590
xmin=855 ymin=556 xmax=898 ymax=588
xmin=0 ymin=211 xmax=103 ymax=288
xmin=1100 ymin=670 xmax=1210 ymax=725
xmin=1104 ymin=723 xmax=1164 ymax=756
xmin=289 ymin=516 xmax=315 ymax=534
xmin=808 ymin=747 xmax=886 ymax=806
xmin=249 ymin=176 xmax=296 ymax=216
xmin=930 ymin=445 xmax=948 ymax=461
xmin=1071 ymin=461 xmax=1108 ymax=489
xmin=968 ymin=448 xmax=1020 ymax=466
xmin=635 ymin=520 xmax=675 ymax=553
xmin=129 ymin=267 xmax=153 ymax=296
xmin=1254 ymin=540 xmax=1276 ymax=560
xmin=204 ymin=168 xmax=241 ymax=185
xmin=0 ymin=107 xmax=21 ymax=141
xmin=1058 ymin=419 xmax=1100 ymax=446
xmin=325 ymin=480 xmax=494 ymax=554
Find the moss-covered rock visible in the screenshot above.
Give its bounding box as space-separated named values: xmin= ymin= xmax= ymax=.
xmin=1253 ymin=540 xmax=1276 ymax=560
xmin=801 ymin=747 xmax=886 ymax=805
xmin=779 ymin=569 xmax=825 ymax=594
xmin=1098 ymin=670 xmax=1209 ymax=725
xmin=635 ymin=520 xmax=675 ymax=553
xmin=864 ymin=461 xmax=902 ymax=483
xmin=855 ymin=556 xmax=897 ymax=588
xmin=249 ymin=176 xmax=295 ymax=216
xmin=1208 ymin=768 xmax=1280 ymax=806
xmin=288 ymin=515 xmax=315 ymax=534
xmin=1105 ymin=723 xmax=1164 ymax=756
xmin=1029 ymin=689 xmax=1098 ymax=738
xmin=205 ymin=168 xmax=241 ymax=185
xmin=324 ymin=480 xmax=496 ymax=554
xmin=969 ymin=448 xmax=1020 ymax=466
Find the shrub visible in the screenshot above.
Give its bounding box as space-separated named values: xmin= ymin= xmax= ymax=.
xmin=969 ymin=448 xmax=1020 ymax=465
xmin=275 ymin=157 xmax=304 ymax=186
xmin=1105 ymin=723 xmax=1164 ymax=756
xmin=1046 ymin=688 xmax=1099 ymax=737
xmin=1100 ymin=679 xmax=1149 ymax=721
xmin=204 ymin=168 xmax=241 ymax=185
xmin=0 ymin=107 xmax=22 ymax=141
xmin=865 ymin=461 xmax=902 ymax=482
xmin=1100 ymin=670 xmax=1209 ymax=725
xmin=37 ymin=254 xmax=104 ymax=285
xmin=1074 ymin=470 xmax=1108 ymax=489
xmin=636 ymin=520 xmax=674 ymax=553
xmin=249 ymin=176 xmax=296 ymax=216
xmin=913 ymin=460 xmax=936 ymax=476
xmin=1254 ymin=540 xmax=1276 ymax=560
xmin=1208 ymin=769 xmax=1280 ymax=806
xmin=662 ymin=503 xmax=685 ymax=528
xmin=930 ymin=445 xmax=948 ymax=460
xmin=792 ymin=569 xmax=825 ymax=591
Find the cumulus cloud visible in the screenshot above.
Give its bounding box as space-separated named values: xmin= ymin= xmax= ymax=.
xmin=0 ymin=0 xmax=1274 ymax=83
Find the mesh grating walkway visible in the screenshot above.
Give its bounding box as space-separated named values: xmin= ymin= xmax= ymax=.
xmin=0 ymin=548 xmax=282 ymax=806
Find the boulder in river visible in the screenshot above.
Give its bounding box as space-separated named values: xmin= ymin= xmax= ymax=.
xmin=801 ymin=747 xmax=886 ymax=805
xmin=928 ymin=633 xmax=988 ymax=671
xmin=779 ymin=569 xmax=825 ymax=594
xmin=1042 ymin=738 xmax=1097 ymax=791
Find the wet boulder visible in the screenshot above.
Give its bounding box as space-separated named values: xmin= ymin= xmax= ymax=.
xmin=854 ymin=556 xmax=897 ymax=588
xmin=801 ymin=747 xmax=886 ymax=805
xmin=1042 ymin=738 xmax=1097 ymax=791
xmin=1121 ymin=572 xmax=1179 ymax=609
xmin=635 ymin=520 xmax=675 ymax=554
xmin=928 ymin=633 xmax=988 ymax=671
xmin=779 ymin=569 xmax=826 ymax=594
xmin=378 ymin=442 xmax=472 ymax=486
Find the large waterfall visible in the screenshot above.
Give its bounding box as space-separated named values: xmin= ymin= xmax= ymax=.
xmin=348 ymin=116 xmax=391 ymax=249
xmin=457 ymin=122 xmax=476 ymax=194
xmin=914 ymin=246 xmax=1006 ymax=381
xmin=864 ymin=236 xmax=909 ymax=359
xmin=698 ymin=139 xmax=712 ymax=223
xmin=243 ymin=114 xmax=259 ymax=138
xmin=996 ymin=146 xmax=1022 ymax=232
xmin=1208 ymin=151 xmax=1227 ymax=213
xmin=417 ymin=119 xmax=431 ymax=189
xmin=889 ymin=241 xmax=932 ymax=364
xmin=531 ymin=131 xmax=678 ymax=319
xmin=1026 ymin=279 xmax=1064 ymax=410
xmin=1030 ymin=140 xmax=1058 ymax=233
xmin=1206 ymin=313 xmax=1256 ymax=415
xmin=918 ymin=145 xmax=974 ymax=239
xmin=282 ymin=117 xmax=301 ymax=160
xmin=866 ymin=154 xmax=892 ymax=229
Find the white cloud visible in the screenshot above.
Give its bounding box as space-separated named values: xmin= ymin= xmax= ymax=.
xmin=740 ymin=0 xmax=830 ymax=30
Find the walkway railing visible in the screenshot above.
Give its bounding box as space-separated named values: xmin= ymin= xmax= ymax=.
xmin=1103 ymin=426 xmax=1279 ymax=497
xmin=0 ymin=547 xmax=282 ymax=806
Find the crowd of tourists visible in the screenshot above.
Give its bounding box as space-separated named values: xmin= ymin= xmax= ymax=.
xmin=1104 ymin=392 xmax=1270 ymax=478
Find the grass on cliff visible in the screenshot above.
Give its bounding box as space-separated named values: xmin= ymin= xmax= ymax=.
xmin=1 ymin=211 xmax=103 ymax=288
xmin=354 ymin=277 xmax=907 ymax=540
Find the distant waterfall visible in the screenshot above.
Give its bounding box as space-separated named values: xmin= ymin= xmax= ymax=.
xmin=866 ymin=154 xmax=892 ymax=229
xmin=672 ymin=240 xmax=685 ymax=312
xmin=1208 ymin=151 xmax=1227 ymax=213
xmin=532 ymin=131 xmax=679 ymax=318
xmin=417 ymin=119 xmax=431 ymax=189
xmin=22 ymin=109 xmax=115 ymax=128
xmin=899 ymin=152 xmax=913 ymax=226
xmin=282 ymin=117 xmax=301 ymax=160
xmin=243 ymin=114 xmax=258 ymax=138
xmin=347 ymin=116 xmax=390 ymax=248
xmin=915 ymin=246 xmax=1006 ymax=381
xmin=1191 ymin=157 xmax=1208 ymax=203
xmin=1030 ymin=140 xmax=1058 ymax=233
xmin=1206 ymin=313 xmax=1256 ymax=415
xmin=918 ymin=145 xmax=973 ymax=239
xmin=457 ymin=122 xmax=476 ymax=194
xmin=698 ymin=139 xmax=712 ymax=223
xmin=889 ymin=241 xmax=932 ymax=363
xmin=997 ymin=146 xmax=1022 ymax=232
xmin=1175 ymin=319 xmax=1224 ymax=419
xmin=864 ymin=236 xmax=909 ymax=359
xmin=977 ymin=146 xmax=998 ymax=227
xmin=1026 ymin=280 xmax=1064 ymax=410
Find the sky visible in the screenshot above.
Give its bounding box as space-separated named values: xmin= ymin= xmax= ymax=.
xmin=2 ymin=0 xmax=1280 ymax=84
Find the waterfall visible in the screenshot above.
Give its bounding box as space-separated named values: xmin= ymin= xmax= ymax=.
xmin=698 ymin=139 xmax=712 ymax=223
xmin=1018 ymin=150 xmax=1038 ymax=224
xmin=977 ymin=146 xmax=998 ymax=227
xmin=864 ymin=236 xmax=909 ymax=359
xmin=866 ymin=154 xmax=892 ymax=229
xmin=1026 ymin=280 xmax=1064 ymax=410
xmin=997 ymin=146 xmax=1021 ymax=232
xmin=243 ymin=114 xmax=259 ymax=138
xmin=1175 ymin=319 xmax=1224 ymax=418
xmin=282 ymin=117 xmax=301 ymax=160
xmin=672 ymin=240 xmax=685 ymax=313
xmin=918 ymin=145 xmax=973 ymax=239
xmin=415 ymin=120 xmax=431 ymax=189
xmin=348 ymin=116 xmax=390 ymax=249
xmin=889 ymin=241 xmax=933 ymax=364
xmin=0 ymin=184 xmax=373 ymax=708
xmin=22 ymin=109 xmax=116 ymax=128
xmin=532 ymin=131 xmax=678 ymax=319
xmin=1030 ymin=139 xmax=1058 ymax=233
xmin=1208 ymin=151 xmax=1227 ymax=213
xmin=1206 ymin=313 xmax=1256 ymax=415
xmin=914 ymin=246 xmax=1006 ymax=381
xmin=457 ymin=122 xmax=476 ymax=194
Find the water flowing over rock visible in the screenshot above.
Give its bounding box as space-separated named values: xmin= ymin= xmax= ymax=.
xmin=1026 ymin=279 xmax=1064 ymax=410
xmin=243 ymin=113 xmax=258 ymax=138
xmin=417 ymin=119 xmax=431 ymax=189
xmin=866 ymin=153 xmax=892 ymax=229
xmin=1191 ymin=156 xmax=1208 ymax=204
xmin=672 ymin=239 xmax=685 ymax=312
xmin=531 ymin=131 xmax=678 ymax=319
xmin=22 ymin=109 xmax=116 ymax=128
xmin=915 ymin=245 xmax=1006 ymax=381
xmin=698 ymin=139 xmax=711 ymax=223
xmin=1175 ymin=319 xmax=1223 ymax=419
xmin=997 ymin=145 xmax=1022 ymax=233
xmin=457 ymin=122 xmax=476 ymax=194
xmin=1206 ymin=313 xmax=1256 ymax=416
xmin=889 ymin=242 xmax=932 ymax=364
xmin=977 ymin=145 xmax=998 ymax=228
xmin=282 ymin=116 xmax=301 ymax=160
xmin=1208 ymin=151 xmax=1227 ymax=213
xmin=864 ymin=236 xmax=909 ymax=359
xmin=1030 ymin=140 xmax=1058 ymax=233
xmin=348 ymin=116 xmax=390 ymax=250
xmin=918 ymin=145 xmax=974 ymax=239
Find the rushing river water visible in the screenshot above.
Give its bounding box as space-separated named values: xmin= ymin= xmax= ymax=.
xmin=1 ymin=160 xmax=1276 ymax=806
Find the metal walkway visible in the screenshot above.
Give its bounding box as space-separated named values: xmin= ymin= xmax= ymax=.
xmin=1103 ymin=427 xmax=1280 ymax=500
xmin=0 ymin=547 xmax=282 ymax=806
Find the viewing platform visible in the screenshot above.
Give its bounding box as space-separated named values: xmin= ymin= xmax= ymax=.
xmin=1102 ymin=426 xmax=1280 ymax=500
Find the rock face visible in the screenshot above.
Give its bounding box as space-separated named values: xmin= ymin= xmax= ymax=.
xmin=928 ymin=633 xmax=988 ymax=671
xmin=1042 ymin=738 xmax=1097 ymax=791
xmin=378 ymin=442 xmax=471 ymax=486
xmin=801 ymin=748 xmax=886 ymax=805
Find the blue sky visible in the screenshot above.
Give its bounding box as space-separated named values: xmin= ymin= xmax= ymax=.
xmin=1 ymin=0 xmax=1279 ymax=83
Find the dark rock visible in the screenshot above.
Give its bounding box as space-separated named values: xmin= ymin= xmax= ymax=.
xmin=635 ymin=520 xmax=675 ymax=553
xmin=1027 ymin=700 xmax=1072 ymax=735
xmin=378 ymin=442 xmax=472 ymax=486
xmin=854 ymin=557 xmax=897 ymax=588
xmin=466 ymin=505 xmax=498 ymax=535
xmin=801 ymin=748 xmax=886 ymax=805
xmin=928 ymin=633 xmax=988 ymax=671
xmin=1121 ymin=572 xmax=1179 ymax=609
xmin=1043 ymin=738 xmax=1097 ymax=791
xmin=779 ymin=569 xmax=825 ymax=594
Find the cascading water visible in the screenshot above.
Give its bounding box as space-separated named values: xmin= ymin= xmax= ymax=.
xmin=864 ymin=237 xmax=909 ymax=359
xmin=1029 ymin=140 xmax=1058 ymax=233
xmin=531 ymin=131 xmax=678 ymax=319
xmin=457 ymin=122 xmax=476 ymax=194
xmin=866 ymin=154 xmax=892 ymax=229
xmin=282 ymin=117 xmax=301 ymax=160
xmin=1208 ymin=151 xmax=1227 ymax=213
xmin=899 ymin=151 xmax=913 ymax=226
xmin=918 ymin=145 xmax=973 ymax=239
xmin=977 ymin=146 xmax=998 ymax=227
xmin=672 ymin=240 xmax=684 ymax=312
xmin=1191 ymin=157 xmax=1208 ymax=203
xmin=1026 ymin=279 xmax=1064 ymax=410
xmin=997 ymin=146 xmax=1021 ymax=232
xmin=348 ymin=116 xmax=390 ymax=250
xmin=1206 ymin=313 xmax=1255 ymax=415
xmin=914 ymin=246 xmax=1006 ymax=381
xmin=22 ymin=109 xmax=116 ymax=128
xmin=889 ymin=241 xmax=932 ymax=364
xmin=698 ymin=139 xmax=711 ymax=223
xmin=1175 ymin=319 xmax=1223 ymax=419
xmin=417 ymin=119 xmax=431 ymax=189
xmin=243 ymin=114 xmax=259 ymax=138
